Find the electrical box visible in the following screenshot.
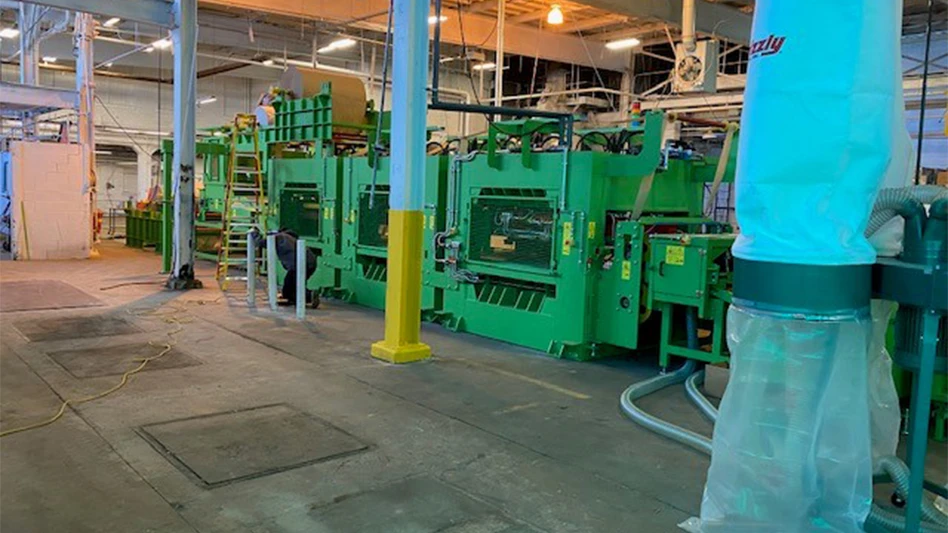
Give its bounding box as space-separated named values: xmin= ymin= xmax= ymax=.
xmin=673 ymin=40 xmax=719 ymax=94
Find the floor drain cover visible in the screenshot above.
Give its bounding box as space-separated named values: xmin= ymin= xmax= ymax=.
xmin=140 ymin=404 xmax=367 ymax=487
xmin=48 ymin=342 xmax=200 ymax=378
xmin=13 ymin=315 xmax=141 ymax=342
xmin=0 ymin=280 xmax=103 ymax=313
xmin=310 ymin=476 xmax=530 ymax=532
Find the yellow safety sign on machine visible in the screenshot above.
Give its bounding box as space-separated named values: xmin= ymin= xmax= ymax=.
xmin=665 ymin=245 xmax=685 ymax=266
xmin=562 ymin=222 xmax=573 ymax=256
xmin=621 ymin=260 xmax=632 ymax=280
xmin=588 ymin=221 xmax=596 ymax=239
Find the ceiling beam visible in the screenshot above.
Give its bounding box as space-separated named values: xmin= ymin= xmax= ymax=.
xmin=17 ymin=0 xmax=174 ymax=27
xmin=198 ymin=0 xmax=632 ymax=70
xmin=591 ymin=22 xmax=667 ymax=42
xmin=567 ymin=0 xmax=751 ymax=43
xmin=550 ymin=14 xmax=628 ymax=33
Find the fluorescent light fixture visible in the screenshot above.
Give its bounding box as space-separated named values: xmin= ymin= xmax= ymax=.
xmin=95 ymin=150 xmax=112 ymax=155
xmin=0 ymin=27 xmax=20 ymax=39
xmin=198 ymin=96 xmax=217 ymax=105
xmin=261 ymin=58 xmax=275 ymax=66
xmin=471 ymin=62 xmax=496 ymax=71
xmin=103 ymin=17 xmax=121 ymax=27
xmin=317 ymin=37 xmax=356 ymax=54
xmin=144 ymin=46 xmax=155 ymax=53
xmin=104 ymin=62 xmax=114 ymax=68
xmin=42 ymin=56 xmax=57 ymax=63
xmin=605 ymin=37 xmax=641 ymax=50
xmin=428 ymin=15 xmax=447 ymax=25
xmin=151 ymin=37 xmax=172 ymax=50
xmin=546 ymin=4 xmax=564 ymax=25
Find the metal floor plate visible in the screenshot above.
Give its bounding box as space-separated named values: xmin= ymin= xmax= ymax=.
xmin=140 ymin=404 xmax=368 ymax=487
xmin=309 ymin=476 xmax=535 ymax=533
xmin=47 ymin=342 xmax=200 ymax=378
xmin=0 ymin=280 xmax=103 ymax=313
xmin=13 ymin=315 xmax=141 ymax=342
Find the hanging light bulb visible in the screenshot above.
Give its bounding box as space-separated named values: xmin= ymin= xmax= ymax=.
xmin=547 ymin=4 xmax=564 ymax=25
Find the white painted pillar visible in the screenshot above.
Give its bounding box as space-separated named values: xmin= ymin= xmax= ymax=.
xmin=167 ymin=0 xmax=200 ymax=289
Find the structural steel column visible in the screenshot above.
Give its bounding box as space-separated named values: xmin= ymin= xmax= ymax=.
xmin=370 ymin=0 xmax=431 ymax=364
xmin=166 ymin=0 xmax=202 ymax=289
xmin=75 ymin=13 xmax=96 ymax=252
xmin=493 ymin=0 xmax=505 ymax=109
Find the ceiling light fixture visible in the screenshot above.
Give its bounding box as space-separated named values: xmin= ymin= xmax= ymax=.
xmin=151 ymin=37 xmax=172 ymax=50
xmin=144 ymin=46 xmax=155 ymax=53
xmin=428 ymin=15 xmax=448 ymax=25
xmin=0 ymin=27 xmax=20 ymax=39
xmin=547 ymin=4 xmax=564 ymax=25
xmin=198 ymin=96 xmax=217 ymax=106
xmin=317 ymin=37 xmax=356 ymax=54
xmin=103 ymin=17 xmax=121 ymax=27
xmin=95 ymin=150 xmax=112 ymax=155
xmin=42 ymin=56 xmax=57 ymax=63
xmin=261 ymin=58 xmax=275 ymax=66
xmin=605 ymin=37 xmax=641 ymax=50
xmin=471 ymin=62 xmax=496 ymax=71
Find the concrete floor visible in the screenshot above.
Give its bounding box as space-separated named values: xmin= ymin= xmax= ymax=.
xmin=0 ymin=242 xmax=944 ymax=533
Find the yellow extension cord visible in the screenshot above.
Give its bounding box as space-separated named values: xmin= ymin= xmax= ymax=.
xmin=0 ymin=302 xmax=201 ymax=439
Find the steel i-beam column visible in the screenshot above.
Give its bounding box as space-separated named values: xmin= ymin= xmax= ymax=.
xmin=370 ymin=0 xmax=431 ymax=364
xmin=75 ymin=13 xmax=96 ymax=253
xmin=166 ymin=0 xmax=202 ymax=289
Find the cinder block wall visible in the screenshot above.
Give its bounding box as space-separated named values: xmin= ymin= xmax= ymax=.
xmin=10 ymin=142 xmax=90 ymax=260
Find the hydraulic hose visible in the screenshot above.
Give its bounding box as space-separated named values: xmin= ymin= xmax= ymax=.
xmin=618 ymin=360 xmax=713 ymax=456
xmin=867 ymin=185 xmax=948 ymax=236
xmin=684 ymin=370 xmax=718 ymax=423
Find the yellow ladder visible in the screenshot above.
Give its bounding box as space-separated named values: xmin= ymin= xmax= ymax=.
xmin=216 ymin=113 xmax=266 ymax=290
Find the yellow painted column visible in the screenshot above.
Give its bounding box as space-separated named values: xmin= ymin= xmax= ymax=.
xmin=370 ymin=210 xmax=430 ymax=363
xmin=370 ymin=0 xmax=430 ymax=363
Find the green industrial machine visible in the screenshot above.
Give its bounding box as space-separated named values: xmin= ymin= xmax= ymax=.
xmin=647 ymin=232 xmax=733 ymax=368
xmin=339 ymin=155 xmax=448 ymax=312
xmin=264 ymin=84 xmax=386 ymax=296
xmin=429 ymin=113 xmax=737 ymax=360
xmin=156 ymin=79 xmax=740 ymax=365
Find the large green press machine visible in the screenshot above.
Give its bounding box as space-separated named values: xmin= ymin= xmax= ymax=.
xmin=159 ymin=75 xmax=739 ymax=364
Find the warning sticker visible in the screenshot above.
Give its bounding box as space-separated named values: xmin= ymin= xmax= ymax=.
xmin=588 ymin=221 xmax=596 ymax=239
xmin=665 ymin=245 xmax=685 ymax=266
xmin=562 ymin=222 xmax=573 ymax=256
xmin=621 ymin=260 xmax=632 ymax=280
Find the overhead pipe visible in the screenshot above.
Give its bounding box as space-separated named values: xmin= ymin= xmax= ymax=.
xmin=681 ymin=0 xmax=696 ymax=53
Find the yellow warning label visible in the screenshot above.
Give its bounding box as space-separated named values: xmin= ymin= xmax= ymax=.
xmin=621 ymin=260 xmax=632 ymax=280
xmin=562 ymin=222 xmax=573 ymax=256
xmin=665 ymin=245 xmax=685 ymax=266
xmin=349 ymin=209 xmax=356 ymax=223
xmin=329 ymin=206 xmax=335 ymax=220
xmin=429 ymin=215 xmax=436 ymax=230
xmin=323 ymin=207 xmax=330 ymax=220
xmin=588 ymin=221 xmax=596 ymax=239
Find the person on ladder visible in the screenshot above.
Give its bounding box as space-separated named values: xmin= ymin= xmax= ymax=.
xmin=254 ymin=228 xmax=319 ymax=308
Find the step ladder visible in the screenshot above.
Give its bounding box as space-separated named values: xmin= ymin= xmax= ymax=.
xmin=216 ymin=114 xmax=266 ymax=291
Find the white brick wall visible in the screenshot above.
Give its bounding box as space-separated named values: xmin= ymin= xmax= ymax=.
xmin=10 ymin=142 xmax=91 ymax=260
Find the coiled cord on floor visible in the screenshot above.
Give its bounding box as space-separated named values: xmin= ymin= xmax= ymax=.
xmin=0 ymin=301 xmax=197 ymax=438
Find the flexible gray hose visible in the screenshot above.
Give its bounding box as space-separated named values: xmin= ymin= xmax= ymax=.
xmin=867 ymin=185 xmax=948 ymax=236
xmin=618 ymin=360 xmax=713 ymax=455
xmin=684 ymin=370 xmax=718 ymax=423
xmin=865 ymin=503 xmax=944 ymax=533
xmin=877 ymin=455 xmax=948 ymax=527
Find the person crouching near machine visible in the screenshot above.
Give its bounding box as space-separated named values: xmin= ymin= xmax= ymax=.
xmin=253 ymin=228 xmax=319 ymax=308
